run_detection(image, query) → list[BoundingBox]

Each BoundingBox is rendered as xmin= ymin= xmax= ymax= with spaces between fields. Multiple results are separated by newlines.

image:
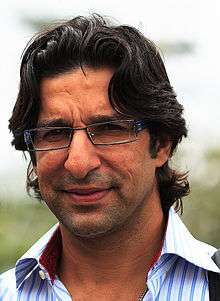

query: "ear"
xmin=154 ymin=140 xmax=172 ymax=168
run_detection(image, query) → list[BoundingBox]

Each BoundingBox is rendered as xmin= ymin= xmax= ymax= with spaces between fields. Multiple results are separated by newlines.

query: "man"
xmin=0 ymin=14 xmax=219 ymax=301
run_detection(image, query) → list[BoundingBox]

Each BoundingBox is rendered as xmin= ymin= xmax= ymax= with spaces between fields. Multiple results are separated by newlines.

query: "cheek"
xmin=35 ymin=151 xmax=66 ymax=180
xmin=103 ymin=144 xmax=155 ymax=185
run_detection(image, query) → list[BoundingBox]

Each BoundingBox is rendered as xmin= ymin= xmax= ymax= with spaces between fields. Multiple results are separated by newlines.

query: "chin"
xmin=61 ymin=215 xmax=123 ymax=239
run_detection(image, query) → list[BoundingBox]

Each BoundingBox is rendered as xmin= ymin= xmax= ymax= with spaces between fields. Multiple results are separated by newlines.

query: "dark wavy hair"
xmin=9 ymin=14 xmax=189 ymax=213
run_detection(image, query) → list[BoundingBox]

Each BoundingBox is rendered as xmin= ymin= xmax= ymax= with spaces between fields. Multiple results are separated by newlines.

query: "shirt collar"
xmin=15 ymin=224 xmax=60 ymax=289
xmin=160 ymin=208 xmax=220 ymax=273
xmin=15 ymin=208 xmax=220 ymax=289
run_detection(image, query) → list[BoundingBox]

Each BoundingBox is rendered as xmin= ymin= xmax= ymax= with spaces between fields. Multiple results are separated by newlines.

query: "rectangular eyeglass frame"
xmin=23 ymin=119 xmax=147 ymax=151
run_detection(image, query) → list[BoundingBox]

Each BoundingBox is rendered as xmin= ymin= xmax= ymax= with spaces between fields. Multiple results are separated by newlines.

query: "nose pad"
xmin=64 ymin=130 xmax=101 ymax=179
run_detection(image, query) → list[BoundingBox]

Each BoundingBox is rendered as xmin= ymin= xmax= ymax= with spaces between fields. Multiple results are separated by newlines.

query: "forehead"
xmin=39 ymin=67 xmax=116 ymax=125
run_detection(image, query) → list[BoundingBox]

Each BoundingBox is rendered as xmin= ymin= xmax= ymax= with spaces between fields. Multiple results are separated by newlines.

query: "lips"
xmin=62 ymin=187 xmax=112 ymax=203
xmin=66 ymin=188 xmax=107 ymax=194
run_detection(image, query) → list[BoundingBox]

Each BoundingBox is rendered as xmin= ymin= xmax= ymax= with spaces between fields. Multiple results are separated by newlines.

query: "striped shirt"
xmin=0 ymin=208 xmax=219 ymax=300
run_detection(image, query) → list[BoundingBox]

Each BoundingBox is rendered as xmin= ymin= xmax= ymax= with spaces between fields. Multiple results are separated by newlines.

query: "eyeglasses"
xmin=24 ymin=119 xmax=147 ymax=151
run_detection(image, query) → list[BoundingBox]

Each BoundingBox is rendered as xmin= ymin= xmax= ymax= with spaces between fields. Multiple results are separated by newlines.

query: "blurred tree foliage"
xmin=0 ymin=147 xmax=219 ymax=274
xmin=0 ymin=200 xmax=57 ymax=274
xmin=182 ymin=148 xmax=220 ymax=247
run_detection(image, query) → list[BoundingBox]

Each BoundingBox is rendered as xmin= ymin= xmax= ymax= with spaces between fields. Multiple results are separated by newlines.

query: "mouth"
xmin=62 ymin=187 xmax=112 ymax=204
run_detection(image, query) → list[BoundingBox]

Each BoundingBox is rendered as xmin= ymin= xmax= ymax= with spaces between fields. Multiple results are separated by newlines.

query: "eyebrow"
xmin=37 ymin=119 xmax=69 ymax=128
xmin=37 ymin=113 xmax=129 ymax=128
xmin=87 ymin=113 xmax=128 ymax=124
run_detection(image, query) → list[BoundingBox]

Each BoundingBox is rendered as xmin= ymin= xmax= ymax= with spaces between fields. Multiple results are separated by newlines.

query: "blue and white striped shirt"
xmin=0 ymin=208 xmax=219 ymax=300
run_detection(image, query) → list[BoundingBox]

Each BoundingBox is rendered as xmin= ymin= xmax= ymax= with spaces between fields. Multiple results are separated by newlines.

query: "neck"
xmin=57 ymin=195 xmax=166 ymax=299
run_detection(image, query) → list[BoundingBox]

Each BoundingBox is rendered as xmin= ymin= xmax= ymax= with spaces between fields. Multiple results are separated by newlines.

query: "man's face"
xmin=35 ymin=67 xmax=168 ymax=238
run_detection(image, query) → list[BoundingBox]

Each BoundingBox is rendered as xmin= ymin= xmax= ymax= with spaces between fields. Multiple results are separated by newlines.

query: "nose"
xmin=64 ymin=129 xmax=101 ymax=179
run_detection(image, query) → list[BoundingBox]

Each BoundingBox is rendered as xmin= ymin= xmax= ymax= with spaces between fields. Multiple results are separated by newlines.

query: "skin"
xmin=35 ymin=67 xmax=170 ymax=300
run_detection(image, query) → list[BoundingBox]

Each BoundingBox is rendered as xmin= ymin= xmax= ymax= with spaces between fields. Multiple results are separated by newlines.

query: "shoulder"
xmin=0 ymin=224 xmax=59 ymax=300
xmin=0 ymin=268 xmax=17 ymax=300
xmin=148 ymin=254 xmax=212 ymax=300
xmin=165 ymin=209 xmax=220 ymax=273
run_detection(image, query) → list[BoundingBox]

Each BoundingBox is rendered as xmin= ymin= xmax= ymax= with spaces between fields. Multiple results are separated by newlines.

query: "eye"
xmin=38 ymin=128 xmax=70 ymax=141
xmin=95 ymin=121 xmax=130 ymax=133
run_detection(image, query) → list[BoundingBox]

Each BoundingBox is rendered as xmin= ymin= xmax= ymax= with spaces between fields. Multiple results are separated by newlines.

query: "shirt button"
xmin=39 ymin=270 xmax=46 ymax=280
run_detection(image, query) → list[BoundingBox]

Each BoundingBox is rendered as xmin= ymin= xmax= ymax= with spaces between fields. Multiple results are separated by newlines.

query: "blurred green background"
xmin=0 ymin=148 xmax=219 ymax=274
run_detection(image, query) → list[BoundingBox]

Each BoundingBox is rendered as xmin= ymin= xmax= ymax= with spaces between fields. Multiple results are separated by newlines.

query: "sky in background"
xmin=1 ymin=0 xmax=220 ymax=199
